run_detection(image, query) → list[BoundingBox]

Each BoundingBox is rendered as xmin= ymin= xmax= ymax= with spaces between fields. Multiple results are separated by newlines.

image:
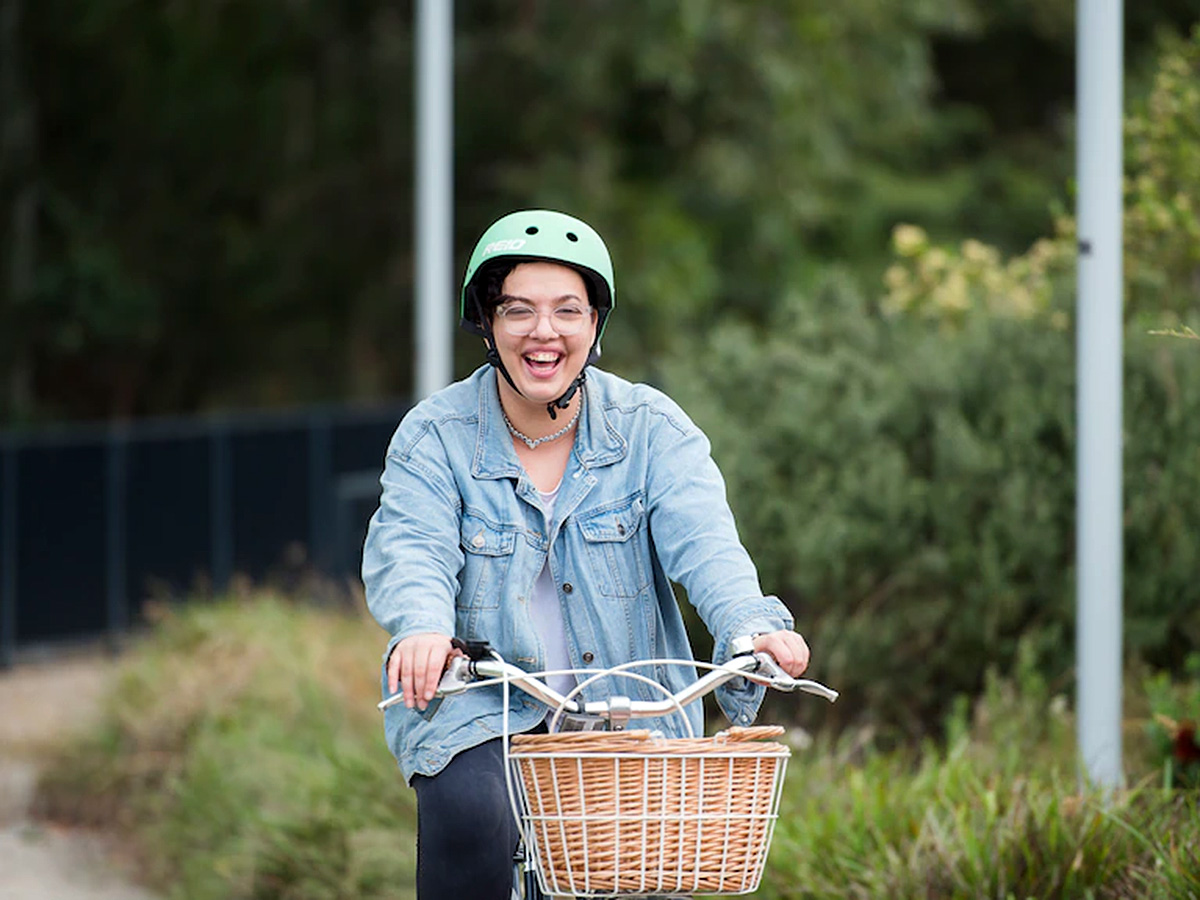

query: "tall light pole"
xmin=414 ymin=0 xmax=454 ymax=399
xmin=1075 ymin=0 xmax=1125 ymax=789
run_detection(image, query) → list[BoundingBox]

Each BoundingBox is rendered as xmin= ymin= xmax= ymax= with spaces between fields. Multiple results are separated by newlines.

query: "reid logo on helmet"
xmin=482 ymin=239 xmax=526 ymax=255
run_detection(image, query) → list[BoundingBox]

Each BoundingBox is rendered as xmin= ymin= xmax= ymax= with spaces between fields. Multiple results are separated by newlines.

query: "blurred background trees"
xmin=4 ymin=0 xmax=1195 ymax=422
xmin=667 ymin=22 xmax=1200 ymax=735
xmin=3 ymin=0 xmax=1200 ymax=735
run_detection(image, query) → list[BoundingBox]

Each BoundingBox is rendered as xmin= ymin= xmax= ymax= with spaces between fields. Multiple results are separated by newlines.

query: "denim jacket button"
xmin=562 ymin=582 xmax=574 ymax=594
xmin=582 ymin=651 xmax=595 ymax=663
xmin=471 ymin=533 xmax=485 ymax=548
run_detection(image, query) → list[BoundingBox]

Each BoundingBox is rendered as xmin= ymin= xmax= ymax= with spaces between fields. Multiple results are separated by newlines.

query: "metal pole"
xmin=1 ymin=438 xmax=16 ymax=668
xmin=1076 ymin=0 xmax=1124 ymax=789
xmin=414 ymin=0 xmax=454 ymax=399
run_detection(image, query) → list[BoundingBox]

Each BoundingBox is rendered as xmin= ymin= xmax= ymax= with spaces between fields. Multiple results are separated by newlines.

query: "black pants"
xmin=412 ymin=737 xmax=523 ymax=900
xmin=412 ymin=733 xmax=684 ymax=900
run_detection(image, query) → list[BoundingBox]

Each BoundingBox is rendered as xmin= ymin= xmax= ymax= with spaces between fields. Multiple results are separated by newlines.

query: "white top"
xmin=532 ymin=484 xmax=577 ymax=703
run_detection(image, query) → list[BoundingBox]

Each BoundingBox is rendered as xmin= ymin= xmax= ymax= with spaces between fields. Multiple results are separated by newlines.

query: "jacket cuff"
xmin=712 ymin=603 xmax=794 ymax=666
xmin=712 ymin=600 xmax=795 ymax=725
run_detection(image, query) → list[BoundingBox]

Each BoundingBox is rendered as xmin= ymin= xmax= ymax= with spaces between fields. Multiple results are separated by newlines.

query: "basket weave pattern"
xmin=509 ymin=725 xmax=790 ymax=895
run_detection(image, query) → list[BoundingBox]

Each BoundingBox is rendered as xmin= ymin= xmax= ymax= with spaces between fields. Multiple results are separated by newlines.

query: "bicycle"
xmin=380 ymin=635 xmax=838 ymax=898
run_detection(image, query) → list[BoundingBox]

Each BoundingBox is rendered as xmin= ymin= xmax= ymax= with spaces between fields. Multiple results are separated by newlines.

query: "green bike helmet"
xmin=460 ymin=210 xmax=616 ymax=418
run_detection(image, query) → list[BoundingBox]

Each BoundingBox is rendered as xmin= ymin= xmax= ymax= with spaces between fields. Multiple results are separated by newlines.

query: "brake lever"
xmin=750 ymin=651 xmax=794 ymax=687
xmin=377 ymin=656 xmax=475 ymax=711
xmin=749 ymin=651 xmax=840 ymax=703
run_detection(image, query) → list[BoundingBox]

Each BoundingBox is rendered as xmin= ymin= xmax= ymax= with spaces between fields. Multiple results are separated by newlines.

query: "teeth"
xmin=526 ymin=353 xmax=560 ymax=363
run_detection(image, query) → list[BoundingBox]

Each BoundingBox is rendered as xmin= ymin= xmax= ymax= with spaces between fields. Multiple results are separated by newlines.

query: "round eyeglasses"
xmin=493 ymin=302 xmax=594 ymax=337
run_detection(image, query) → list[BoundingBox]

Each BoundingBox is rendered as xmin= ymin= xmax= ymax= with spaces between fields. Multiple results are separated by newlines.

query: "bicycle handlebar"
xmin=377 ymin=635 xmax=839 ymax=721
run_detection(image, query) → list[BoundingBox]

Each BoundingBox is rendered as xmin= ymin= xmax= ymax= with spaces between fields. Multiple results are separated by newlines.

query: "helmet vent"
xmin=525 ymin=226 xmax=539 ymax=235
xmin=566 ymin=232 xmax=579 ymax=242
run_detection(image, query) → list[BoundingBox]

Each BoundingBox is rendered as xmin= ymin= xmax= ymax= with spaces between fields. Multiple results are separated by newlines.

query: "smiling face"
xmin=490 ymin=261 xmax=597 ymax=416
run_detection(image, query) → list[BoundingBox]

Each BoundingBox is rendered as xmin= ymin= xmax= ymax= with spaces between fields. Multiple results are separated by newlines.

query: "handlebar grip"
xmin=377 ymin=655 xmax=476 ymax=711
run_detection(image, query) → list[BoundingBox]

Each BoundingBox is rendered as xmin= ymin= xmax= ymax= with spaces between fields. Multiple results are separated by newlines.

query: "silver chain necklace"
xmin=502 ymin=395 xmax=583 ymax=449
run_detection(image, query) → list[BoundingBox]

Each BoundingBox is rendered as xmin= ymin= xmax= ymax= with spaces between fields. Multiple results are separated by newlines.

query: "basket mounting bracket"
xmin=608 ymin=695 xmax=632 ymax=731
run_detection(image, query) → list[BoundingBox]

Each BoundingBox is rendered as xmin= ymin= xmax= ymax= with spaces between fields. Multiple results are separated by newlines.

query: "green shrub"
xmin=760 ymin=656 xmax=1200 ymax=900
xmin=664 ymin=274 xmax=1200 ymax=737
xmin=663 ymin=28 xmax=1200 ymax=738
xmin=35 ymin=597 xmax=416 ymax=900
xmin=1141 ymin=655 xmax=1200 ymax=789
xmin=765 ymin=739 xmax=1200 ymax=900
xmin=35 ymin=597 xmax=1200 ymax=900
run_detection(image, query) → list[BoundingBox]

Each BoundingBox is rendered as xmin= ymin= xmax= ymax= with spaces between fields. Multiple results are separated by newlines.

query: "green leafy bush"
xmin=34 ymin=596 xmax=1200 ymax=900
xmin=1141 ymin=655 xmax=1200 ymax=789
xmin=664 ymin=274 xmax=1200 ymax=737
xmin=762 ymin=649 xmax=1200 ymax=899
xmin=766 ymin=724 xmax=1200 ymax=900
xmin=663 ymin=27 xmax=1200 ymax=738
xmin=35 ymin=597 xmax=416 ymax=900
xmin=881 ymin=24 xmax=1200 ymax=332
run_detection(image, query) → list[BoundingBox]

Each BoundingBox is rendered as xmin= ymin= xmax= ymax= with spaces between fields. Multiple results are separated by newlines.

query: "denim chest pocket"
xmin=577 ymin=495 xmax=650 ymax=599
xmin=459 ymin=512 xmax=516 ymax=610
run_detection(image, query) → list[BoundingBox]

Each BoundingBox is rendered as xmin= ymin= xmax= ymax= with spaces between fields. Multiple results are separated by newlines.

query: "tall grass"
xmin=762 ymin=647 xmax=1200 ymax=899
xmin=35 ymin=596 xmax=1200 ymax=900
xmin=36 ymin=596 xmax=417 ymax=900
xmin=766 ymin=738 xmax=1199 ymax=899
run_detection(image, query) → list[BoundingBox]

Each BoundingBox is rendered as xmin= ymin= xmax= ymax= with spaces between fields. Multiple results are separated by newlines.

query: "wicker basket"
xmin=507 ymin=725 xmax=790 ymax=896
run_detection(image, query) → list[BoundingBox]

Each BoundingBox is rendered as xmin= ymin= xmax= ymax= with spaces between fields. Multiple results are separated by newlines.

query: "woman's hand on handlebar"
xmin=752 ymin=630 xmax=810 ymax=677
xmin=387 ymin=633 xmax=462 ymax=711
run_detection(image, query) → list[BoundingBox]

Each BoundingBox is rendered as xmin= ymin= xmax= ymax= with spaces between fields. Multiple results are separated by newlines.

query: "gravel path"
xmin=0 ymin=652 xmax=159 ymax=900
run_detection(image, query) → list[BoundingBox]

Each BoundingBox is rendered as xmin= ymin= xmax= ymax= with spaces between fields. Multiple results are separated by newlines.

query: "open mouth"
xmin=523 ymin=350 xmax=564 ymax=378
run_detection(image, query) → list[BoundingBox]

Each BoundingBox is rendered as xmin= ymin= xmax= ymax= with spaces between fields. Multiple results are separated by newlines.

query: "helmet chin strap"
xmin=484 ymin=341 xmax=587 ymax=420
xmin=546 ymin=371 xmax=586 ymax=420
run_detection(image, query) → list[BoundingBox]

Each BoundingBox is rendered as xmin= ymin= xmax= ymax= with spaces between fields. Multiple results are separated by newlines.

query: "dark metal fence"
xmin=0 ymin=402 xmax=410 ymax=666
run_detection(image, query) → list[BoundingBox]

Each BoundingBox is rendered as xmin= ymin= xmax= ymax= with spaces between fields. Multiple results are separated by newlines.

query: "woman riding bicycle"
xmin=362 ymin=209 xmax=810 ymax=899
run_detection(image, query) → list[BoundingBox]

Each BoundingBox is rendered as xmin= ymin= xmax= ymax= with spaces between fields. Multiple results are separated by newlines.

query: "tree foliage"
xmin=4 ymin=0 xmax=1197 ymax=422
xmin=881 ymin=23 xmax=1200 ymax=331
xmin=669 ymin=280 xmax=1200 ymax=735
xmin=5 ymin=6 xmax=1200 ymax=734
xmin=664 ymin=28 xmax=1200 ymax=734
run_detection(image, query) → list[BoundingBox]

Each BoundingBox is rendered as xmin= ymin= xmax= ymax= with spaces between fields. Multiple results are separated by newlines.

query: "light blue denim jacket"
xmin=362 ymin=365 xmax=793 ymax=782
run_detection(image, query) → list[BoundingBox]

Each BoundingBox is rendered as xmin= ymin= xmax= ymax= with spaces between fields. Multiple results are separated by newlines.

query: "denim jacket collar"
xmin=470 ymin=369 xmax=627 ymax=480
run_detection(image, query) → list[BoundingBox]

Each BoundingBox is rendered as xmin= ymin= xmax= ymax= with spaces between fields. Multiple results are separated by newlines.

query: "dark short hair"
xmin=474 ymin=260 xmax=518 ymax=323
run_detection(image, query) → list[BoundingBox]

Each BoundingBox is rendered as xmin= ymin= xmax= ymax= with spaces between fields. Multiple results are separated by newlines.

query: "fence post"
xmin=335 ymin=471 xmax=382 ymax=579
xmin=210 ymin=423 xmax=233 ymax=594
xmin=308 ymin=414 xmax=333 ymax=574
xmin=1 ymin=437 xmax=16 ymax=669
xmin=105 ymin=426 xmax=129 ymax=648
